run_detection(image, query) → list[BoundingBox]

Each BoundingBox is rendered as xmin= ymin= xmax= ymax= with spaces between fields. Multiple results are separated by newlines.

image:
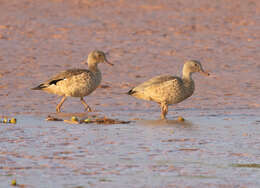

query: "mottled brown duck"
xmin=128 ymin=60 xmax=210 ymax=119
xmin=32 ymin=50 xmax=113 ymax=112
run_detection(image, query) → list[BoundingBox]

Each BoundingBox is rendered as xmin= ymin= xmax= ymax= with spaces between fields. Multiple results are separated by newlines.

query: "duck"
xmin=128 ymin=60 xmax=210 ymax=119
xmin=32 ymin=50 xmax=113 ymax=112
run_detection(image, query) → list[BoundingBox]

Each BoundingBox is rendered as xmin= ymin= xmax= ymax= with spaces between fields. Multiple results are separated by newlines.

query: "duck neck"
xmin=182 ymin=69 xmax=192 ymax=82
xmin=182 ymin=69 xmax=195 ymax=97
xmin=88 ymin=62 xmax=99 ymax=73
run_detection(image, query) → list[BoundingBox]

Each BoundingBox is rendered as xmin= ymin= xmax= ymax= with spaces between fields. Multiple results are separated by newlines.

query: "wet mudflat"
xmin=0 ymin=0 xmax=260 ymax=187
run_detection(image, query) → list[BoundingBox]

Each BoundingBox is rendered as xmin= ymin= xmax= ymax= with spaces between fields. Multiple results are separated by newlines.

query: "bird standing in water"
xmin=128 ymin=60 xmax=210 ymax=119
xmin=32 ymin=50 xmax=113 ymax=112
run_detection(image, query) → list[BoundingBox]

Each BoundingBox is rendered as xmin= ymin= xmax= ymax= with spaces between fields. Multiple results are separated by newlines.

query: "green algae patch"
xmin=99 ymin=178 xmax=112 ymax=182
xmin=46 ymin=115 xmax=131 ymax=125
xmin=11 ymin=179 xmax=17 ymax=186
xmin=0 ymin=117 xmax=17 ymax=124
xmin=177 ymin=116 xmax=185 ymax=122
xmin=231 ymin=163 xmax=260 ymax=168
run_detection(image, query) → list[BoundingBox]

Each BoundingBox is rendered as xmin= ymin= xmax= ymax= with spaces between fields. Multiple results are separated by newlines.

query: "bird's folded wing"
xmin=46 ymin=69 xmax=91 ymax=86
xmin=135 ymin=75 xmax=180 ymax=90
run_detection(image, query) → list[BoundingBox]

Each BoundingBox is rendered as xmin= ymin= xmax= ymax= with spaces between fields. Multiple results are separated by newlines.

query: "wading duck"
xmin=32 ymin=50 xmax=113 ymax=112
xmin=128 ymin=60 xmax=209 ymax=119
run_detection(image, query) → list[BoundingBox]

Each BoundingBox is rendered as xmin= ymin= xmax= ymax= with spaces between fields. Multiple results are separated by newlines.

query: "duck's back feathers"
xmin=47 ymin=69 xmax=92 ymax=84
xmin=128 ymin=75 xmax=186 ymax=103
xmin=32 ymin=69 xmax=101 ymax=97
xmin=135 ymin=75 xmax=178 ymax=89
xmin=32 ymin=69 xmax=92 ymax=89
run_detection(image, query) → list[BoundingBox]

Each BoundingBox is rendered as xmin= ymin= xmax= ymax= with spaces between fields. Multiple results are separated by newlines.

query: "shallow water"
xmin=0 ymin=113 xmax=260 ymax=187
xmin=0 ymin=0 xmax=260 ymax=187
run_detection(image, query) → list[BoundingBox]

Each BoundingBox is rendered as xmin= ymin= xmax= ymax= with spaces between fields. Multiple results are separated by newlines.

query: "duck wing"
xmin=32 ymin=69 xmax=91 ymax=90
xmin=128 ymin=75 xmax=183 ymax=102
xmin=129 ymin=75 xmax=181 ymax=93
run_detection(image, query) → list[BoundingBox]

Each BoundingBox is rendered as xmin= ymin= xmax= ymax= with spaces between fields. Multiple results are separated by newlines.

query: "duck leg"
xmin=56 ymin=96 xmax=67 ymax=112
xmin=160 ymin=102 xmax=168 ymax=120
xmin=80 ymin=97 xmax=92 ymax=112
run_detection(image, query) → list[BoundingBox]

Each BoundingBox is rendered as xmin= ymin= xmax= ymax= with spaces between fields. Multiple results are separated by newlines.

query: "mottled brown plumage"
xmin=128 ymin=60 xmax=209 ymax=119
xmin=32 ymin=50 xmax=113 ymax=112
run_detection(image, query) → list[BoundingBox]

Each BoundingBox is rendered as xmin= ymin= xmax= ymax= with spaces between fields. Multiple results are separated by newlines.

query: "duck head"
xmin=183 ymin=60 xmax=210 ymax=76
xmin=87 ymin=50 xmax=113 ymax=66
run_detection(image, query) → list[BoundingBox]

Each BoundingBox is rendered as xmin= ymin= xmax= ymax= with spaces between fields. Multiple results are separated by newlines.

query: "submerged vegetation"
xmin=231 ymin=164 xmax=260 ymax=168
xmin=0 ymin=117 xmax=17 ymax=124
xmin=46 ymin=115 xmax=131 ymax=125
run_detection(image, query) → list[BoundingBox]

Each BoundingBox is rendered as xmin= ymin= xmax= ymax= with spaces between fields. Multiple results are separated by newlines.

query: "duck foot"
xmin=80 ymin=97 xmax=92 ymax=112
xmin=160 ymin=102 xmax=168 ymax=120
xmin=56 ymin=96 xmax=67 ymax=112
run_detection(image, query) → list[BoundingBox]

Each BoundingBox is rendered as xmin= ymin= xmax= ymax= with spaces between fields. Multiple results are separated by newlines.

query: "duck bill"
xmin=105 ymin=58 xmax=113 ymax=66
xmin=200 ymin=70 xmax=210 ymax=76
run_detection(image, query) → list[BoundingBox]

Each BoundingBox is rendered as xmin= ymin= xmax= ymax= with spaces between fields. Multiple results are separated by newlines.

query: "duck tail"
xmin=31 ymin=84 xmax=47 ymax=90
xmin=127 ymin=88 xmax=136 ymax=95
